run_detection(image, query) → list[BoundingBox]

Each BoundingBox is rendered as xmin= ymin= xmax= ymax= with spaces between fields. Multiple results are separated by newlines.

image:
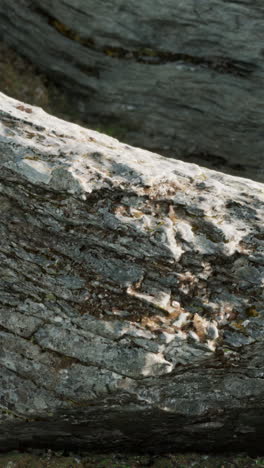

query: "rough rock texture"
xmin=0 ymin=1 xmax=263 ymax=182
xmin=0 ymin=92 xmax=264 ymax=454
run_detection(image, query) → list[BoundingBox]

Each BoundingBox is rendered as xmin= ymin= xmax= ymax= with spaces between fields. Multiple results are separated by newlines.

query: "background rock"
xmin=0 ymin=92 xmax=264 ymax=454
xmin=0 ymin=1 xmax=263 ymax=181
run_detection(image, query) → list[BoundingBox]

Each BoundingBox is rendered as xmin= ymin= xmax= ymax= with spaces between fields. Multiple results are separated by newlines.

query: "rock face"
xmin=0 ymin=1 xmax=263 ymax=182
xmin=0 ymin=92 xmax=264 ymax=454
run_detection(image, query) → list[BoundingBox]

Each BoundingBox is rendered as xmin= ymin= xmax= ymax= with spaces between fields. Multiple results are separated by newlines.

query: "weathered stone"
xmin=0 ymin=92 xmax=264 ymax=454
xmin=0 ymin=1 xmax=263 ymax=182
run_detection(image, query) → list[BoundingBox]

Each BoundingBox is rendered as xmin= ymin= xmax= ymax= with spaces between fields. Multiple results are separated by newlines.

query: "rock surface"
xmin=0 ymin=92 xmax=264 ymax=454
xmin=0 ymin=1 xmax=263 ymax=182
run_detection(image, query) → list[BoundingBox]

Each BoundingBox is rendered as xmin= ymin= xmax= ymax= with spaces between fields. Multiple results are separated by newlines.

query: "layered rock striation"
xmin=0 ymin=1 xmax=263 ymax=181
xmin=0 ymin=92 xmax=264 ymax=453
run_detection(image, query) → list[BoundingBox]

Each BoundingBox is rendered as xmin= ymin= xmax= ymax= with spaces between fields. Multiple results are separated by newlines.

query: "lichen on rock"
xmin=0 ymin=91 xmax=263 ymax=453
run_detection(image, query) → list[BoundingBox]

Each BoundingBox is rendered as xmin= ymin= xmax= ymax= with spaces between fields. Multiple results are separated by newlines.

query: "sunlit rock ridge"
xmin=0 ymin=92 xmax=263 ymax=454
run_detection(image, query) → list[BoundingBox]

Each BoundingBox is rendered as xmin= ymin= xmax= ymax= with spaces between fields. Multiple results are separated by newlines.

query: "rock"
xmin=0 ymin=92 xmax=264 ymax=454
xmin=0 ymin=1 xmax=263 ymax=182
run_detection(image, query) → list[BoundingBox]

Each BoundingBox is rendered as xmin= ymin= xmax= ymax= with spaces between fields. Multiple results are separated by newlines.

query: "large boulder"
xmin=0 ymin=1 xmax=263 ymax=181
xmin=0 ymin=92 xmax=264 ymax=454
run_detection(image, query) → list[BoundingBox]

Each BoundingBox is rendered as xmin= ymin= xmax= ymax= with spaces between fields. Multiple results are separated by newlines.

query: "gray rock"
xmin=0 ymin=1 xmax=263 ymax=182
xmin=0 ymin=92 xmax=264 ymax=454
